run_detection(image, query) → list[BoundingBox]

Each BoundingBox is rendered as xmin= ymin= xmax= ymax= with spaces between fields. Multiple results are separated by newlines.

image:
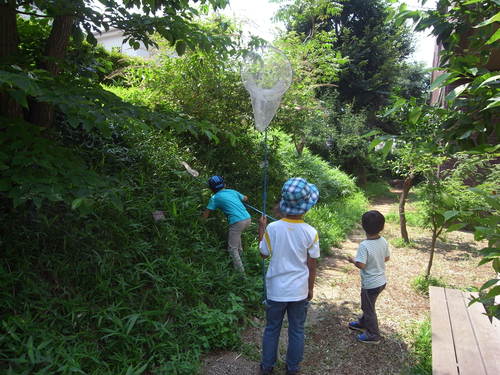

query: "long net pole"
xmin=261 ymin=128 xmax=269 ymax=303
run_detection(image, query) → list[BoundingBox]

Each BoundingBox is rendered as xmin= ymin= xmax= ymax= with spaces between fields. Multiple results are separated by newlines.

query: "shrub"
xmin=307 ymin=192 xmax=367 ymax=254
xmin=390 ymin=237 xmax=417 ymax=248
xmin=1 ymin=117 xmax=366 ymax=373
xmin=385 ymin=206 xmax=426 ymax=228
xmin=411 ymin=275 xmax=447 ymax=296
xmin=362 ymin=181 xmax=395 ymax=200
xmin=407 ymin=319 xmax=432 ymax=375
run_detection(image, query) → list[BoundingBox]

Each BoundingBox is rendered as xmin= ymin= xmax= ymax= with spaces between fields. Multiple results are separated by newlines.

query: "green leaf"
xmin=430 ymin=73 xmax=453 ymax=91
xmin=446 ymin=223 xmax=466 ymax=232
xmin=484 ymin=285 xmax=500 ymax=299
xmin=485 ymin=28 xmax=500 ymax=45
xmin=480 ymin=278 xmax=499 ymax=291
xmin=361 ymin=130 xmax=381 ymax=138
xmin=8 ymin=89 xmax=29 ymax=108
xmin=408 ymin=106 xmax=422 ymax=124
xmin=71 ymin=197 xmax=84 ymax=210
xmin=474 ymin=11 xmax=500 ymax=28
xmin=175 ymin=40 xmax=187 ymax=56
xmin=483 ymin=95 xmax=500 ymax=110
xmin=458 ymin=130 xmax=473 ymax=140
xmin=381 ymin=139 xmax=393 ymax=159
xmin=478 ymin=257 xmax=494 ymax=266
xmin=369 ymin=137 xmax=384 ymax=150
xmin=125 ymin=314 xmax=139 ymax=335
xmin=445 ymin=83 xmax=469 ymax=102
xmin=27 ymin=336 xmax=35 ymax=363
xmin=478 ymin=74 xmax=500 ymax=88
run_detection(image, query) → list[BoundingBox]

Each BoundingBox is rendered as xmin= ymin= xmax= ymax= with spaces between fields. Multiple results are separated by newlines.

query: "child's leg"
xmin=285 ymin=299 xmax=309 ymax=373
xmin=227 ymin=219 xmax=250 ymax=272
xmin=262 ymin=300 xmax=287 ymax=371
xmin=238 ymin=219 xmax=251 ymax=255
xmin=359 ymin=284 xmax=386 ymax=338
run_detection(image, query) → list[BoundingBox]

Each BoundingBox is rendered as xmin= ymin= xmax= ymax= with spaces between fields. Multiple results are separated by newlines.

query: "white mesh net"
xmin=241 ymin=46 xmax=293 ymax=132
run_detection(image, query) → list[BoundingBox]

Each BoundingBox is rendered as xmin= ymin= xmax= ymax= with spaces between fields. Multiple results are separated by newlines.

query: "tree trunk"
xmin=294 ymin=134 xmax=305 ymax=156
xmin=399 ymin=173 xmax=414 ymax=243
xmin=425 ymin=228 xmax=437 ymax=279
xmin=0 ymin=0 xmax=23 ymax=119
xmin=29 ymin=15 xmax=75 ymax=128
xmin=357 ymin=164 xmax=367 ymax=186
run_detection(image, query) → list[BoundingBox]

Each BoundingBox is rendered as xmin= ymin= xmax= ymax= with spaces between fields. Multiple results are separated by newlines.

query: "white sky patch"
xmin=223 ymin=0 xmax=283 ymax=43
xmin=226 ymin=0 xmax=438 ymax=67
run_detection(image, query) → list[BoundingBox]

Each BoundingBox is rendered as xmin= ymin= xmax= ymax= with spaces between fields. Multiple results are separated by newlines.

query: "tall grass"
xmin=406 ymin=319 xmax=432 ymax=375
xmin=1 ymin=121 xmax=367 ymax=373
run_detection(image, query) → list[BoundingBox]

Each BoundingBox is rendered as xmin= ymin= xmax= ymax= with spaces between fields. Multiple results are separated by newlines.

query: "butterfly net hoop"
xmin=241 ymin=46 xmax=293 ymax=132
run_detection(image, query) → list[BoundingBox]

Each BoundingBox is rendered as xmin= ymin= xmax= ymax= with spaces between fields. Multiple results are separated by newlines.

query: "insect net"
xmin=241 ymin=46 xmax=292 ymax=132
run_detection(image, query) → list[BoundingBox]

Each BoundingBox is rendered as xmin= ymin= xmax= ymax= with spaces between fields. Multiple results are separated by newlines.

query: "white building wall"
xmin=94 ymin=29 xmax=152 ymax=58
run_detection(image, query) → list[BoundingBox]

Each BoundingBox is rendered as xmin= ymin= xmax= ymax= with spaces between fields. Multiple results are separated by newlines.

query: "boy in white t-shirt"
xmin=258 ymin=177 xmax=320 ymax=375
xmin=348 ymin=210 xmax=390 ymax=344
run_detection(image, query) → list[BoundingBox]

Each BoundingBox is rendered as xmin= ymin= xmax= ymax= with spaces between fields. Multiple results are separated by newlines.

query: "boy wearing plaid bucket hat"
xmin=258 ymin=177 xmax=320 ymax=375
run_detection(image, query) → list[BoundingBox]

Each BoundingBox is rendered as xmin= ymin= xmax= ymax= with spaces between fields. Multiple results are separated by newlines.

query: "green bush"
xmin=307 ymin=192 xmax=367 ymax=253
xmin=1 ymin=117 xmax=365 ymax=373
xmin=390 ymin=237 xmax=417 ymax=248
xmin=407 ymin=319 xmax=432 ymax=375
xmin=411 ymin=275 xmax=447 ymax=296
xmin=362 ymin=181 xmax=395 ymax=200
xmin=386 ymin=206 xmax=426 ymax=228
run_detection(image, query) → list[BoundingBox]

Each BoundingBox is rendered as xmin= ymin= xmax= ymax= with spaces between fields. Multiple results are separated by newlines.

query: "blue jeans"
xmin=261 ymin=299 xmax=309 ymax=372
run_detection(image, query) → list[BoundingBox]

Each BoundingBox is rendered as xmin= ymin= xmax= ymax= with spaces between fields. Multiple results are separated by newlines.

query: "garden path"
xmin=202 ymin=191 xmax=493 ymax=375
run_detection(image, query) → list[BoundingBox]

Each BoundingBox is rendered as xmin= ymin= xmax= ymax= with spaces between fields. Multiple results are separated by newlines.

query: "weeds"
xmin=0 ymin=122 xmax=365 ymax=373
xmin=362 ymin=181 xmax=396 ymax=201
xmin=406 ymin=319 xmax=432 ymax=375
xmin=386 ymin=208 xmax=426 ymax=228
xmin=390 ymin=237 xmax=417 ymax=248
xmin=411 ymin=275 xmax=447 ymax=296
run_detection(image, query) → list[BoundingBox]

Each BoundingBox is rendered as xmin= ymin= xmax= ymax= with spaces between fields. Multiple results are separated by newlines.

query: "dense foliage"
xmin=379 ymin=0 xmax=499 ymax=314
xmin=271 ymin=0 xmax=429 ymax=182
xmin=0 ymin=6 xmax=368 ymax=373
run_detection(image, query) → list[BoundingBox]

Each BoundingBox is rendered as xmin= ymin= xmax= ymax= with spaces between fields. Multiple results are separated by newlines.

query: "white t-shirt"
xmin=354 ymin=237 xmax=390 ymax=289
xmin=259 ymin=218 xmax=320 ymax=302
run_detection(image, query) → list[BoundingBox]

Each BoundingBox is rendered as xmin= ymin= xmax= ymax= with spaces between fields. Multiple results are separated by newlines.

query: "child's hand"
xmin=307 ymin=289 xmax=314 ymax=301
xmin=347 ymin=257 xmax=355 ymax=264
xmin=259 ymin=216 xmax=267 ymax=226
xmin=258 ymin=216 xmax=267 ymax=241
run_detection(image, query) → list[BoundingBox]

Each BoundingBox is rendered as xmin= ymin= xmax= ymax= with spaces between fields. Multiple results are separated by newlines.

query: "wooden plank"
xmin=429 ymin=286 xmax=458 ymax=375
xmin=445 ymin=288 xmax=487 ymax=375
xmin=463 ymin=291 xmax=500 ymax=375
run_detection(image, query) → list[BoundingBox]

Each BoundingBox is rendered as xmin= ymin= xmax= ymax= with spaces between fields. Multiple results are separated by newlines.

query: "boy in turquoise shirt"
xmin=202 ymin=176 xmax=251 ymax=273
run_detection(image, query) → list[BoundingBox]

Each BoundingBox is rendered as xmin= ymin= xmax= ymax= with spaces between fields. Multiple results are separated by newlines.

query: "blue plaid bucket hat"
xmin=279 ymin=177 xmax=319 ymax=215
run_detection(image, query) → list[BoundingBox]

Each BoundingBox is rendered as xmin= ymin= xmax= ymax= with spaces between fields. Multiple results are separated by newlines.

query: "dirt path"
xmin=202 ymin=192 xmax=493 ymax=374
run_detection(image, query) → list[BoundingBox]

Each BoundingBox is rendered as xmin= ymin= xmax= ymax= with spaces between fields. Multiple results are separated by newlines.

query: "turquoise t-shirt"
xmin=207 ymin=189 xmax=250 ymax=225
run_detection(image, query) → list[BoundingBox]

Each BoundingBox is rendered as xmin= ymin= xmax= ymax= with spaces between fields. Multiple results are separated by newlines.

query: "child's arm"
xmin=385 ymin=256 xmax=390 ymax=262
xmin=350 ymin=242 xmax=368 ymax=269
xmin=348 ymin=257 xmax=366 ymax=269
xmin=201 ymin=209 xmax=212 ymax=219
xmin=307 ymin=255 xmax=317 ymax=300
xmin=258 ymin=216 xmax=269 ymax=259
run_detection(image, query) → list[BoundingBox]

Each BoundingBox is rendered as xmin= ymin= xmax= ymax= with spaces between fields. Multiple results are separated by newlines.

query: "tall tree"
xmin=0 ymin=0 xmax=230 ymax=127
xmin=275 ymin=0 xmax=414 ymax=111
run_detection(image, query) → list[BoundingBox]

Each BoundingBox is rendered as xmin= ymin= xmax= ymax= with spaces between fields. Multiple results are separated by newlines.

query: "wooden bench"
xmin=429 ymin=286 xmax=500 ymax=375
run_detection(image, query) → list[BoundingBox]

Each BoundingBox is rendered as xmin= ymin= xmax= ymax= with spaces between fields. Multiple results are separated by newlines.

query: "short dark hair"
xmin=361 ymin=210 xmax=385 ymax=235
